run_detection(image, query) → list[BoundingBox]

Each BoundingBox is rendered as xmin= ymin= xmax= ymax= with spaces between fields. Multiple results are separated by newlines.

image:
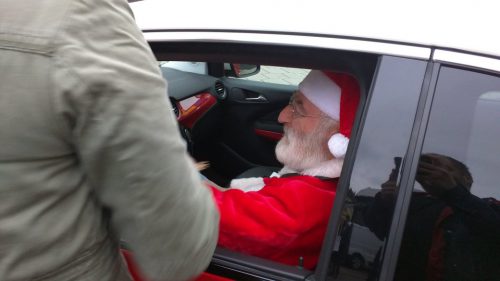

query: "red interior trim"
xmin=194 ymin=272 xmax=234 ymax=281
xmin=177 ymin=93 xmax=217 ymax=129
xmin=254 ymin=128 xmax=283 ymax=141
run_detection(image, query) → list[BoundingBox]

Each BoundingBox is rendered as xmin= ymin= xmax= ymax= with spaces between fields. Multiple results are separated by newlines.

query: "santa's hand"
xmin=203 ymin=179 xmax=227 ymax=191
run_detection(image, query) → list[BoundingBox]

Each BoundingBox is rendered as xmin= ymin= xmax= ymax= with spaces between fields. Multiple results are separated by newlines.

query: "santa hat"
xmin=299 ymin=70 xmax=360 ymax=158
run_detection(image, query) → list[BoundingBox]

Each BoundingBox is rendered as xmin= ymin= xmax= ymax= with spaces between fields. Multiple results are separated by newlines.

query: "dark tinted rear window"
xmin=395 ymin=66 xmax=500 ymax=281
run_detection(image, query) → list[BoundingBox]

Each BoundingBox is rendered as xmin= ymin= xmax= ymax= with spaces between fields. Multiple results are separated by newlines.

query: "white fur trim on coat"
xmin=230 ymin=158 xmax=343 ymax=192
xmin=279 ymin=158 xmax=344 ymax=179
xmin=229 ymin=177 xmax=266 ymax=192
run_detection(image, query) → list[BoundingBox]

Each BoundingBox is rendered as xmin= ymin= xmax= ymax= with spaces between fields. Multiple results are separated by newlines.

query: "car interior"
xmin=153 ymin=42 xmax=378 ymax=188
xmin=134 ymin=41 xmax=381 ymax=280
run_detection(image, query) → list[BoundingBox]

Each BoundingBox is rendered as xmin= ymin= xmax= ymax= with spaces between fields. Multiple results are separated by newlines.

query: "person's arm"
xmin=53 ymin=0 xmax=219 ymax=280
xmin=363 ymin=190 xmax=396 ymax=241
xmin=417 ymin=156 xmax=500 ymax=238
xmin=441 ymin=186 xmax=500 ymax=238
xmin=209 ymin=177 xmax=336 ymax=269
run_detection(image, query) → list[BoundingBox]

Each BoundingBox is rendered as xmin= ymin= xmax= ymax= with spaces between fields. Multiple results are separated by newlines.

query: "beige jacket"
xmin=0 ymin=0 xmax=219 ymax=280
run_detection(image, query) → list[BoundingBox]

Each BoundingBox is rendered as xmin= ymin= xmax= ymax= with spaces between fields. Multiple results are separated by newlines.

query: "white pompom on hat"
xmin=299 ymin=70 xmax=360 ymax=158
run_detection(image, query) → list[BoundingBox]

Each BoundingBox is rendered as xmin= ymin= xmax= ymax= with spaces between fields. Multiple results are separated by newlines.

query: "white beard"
xmin=275 ymin=125 xmax=332 ymax=171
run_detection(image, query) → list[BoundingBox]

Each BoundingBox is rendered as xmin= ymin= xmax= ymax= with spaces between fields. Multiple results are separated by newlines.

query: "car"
xmin=125 ymin=1 xmax=500 ymax=281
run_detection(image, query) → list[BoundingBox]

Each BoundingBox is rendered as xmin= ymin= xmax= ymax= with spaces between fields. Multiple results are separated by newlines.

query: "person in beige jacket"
xmin=0 ymin=0 xmax=219 ymax=280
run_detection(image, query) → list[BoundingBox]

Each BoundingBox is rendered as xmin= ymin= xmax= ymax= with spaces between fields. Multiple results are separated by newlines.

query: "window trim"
xmin=143 ymin=31 xmax=431 ymax=60
xmin=433 ymin=49 xmax=500 ymax=73
xmin=373 ymin=59 xmax=439 ymax=281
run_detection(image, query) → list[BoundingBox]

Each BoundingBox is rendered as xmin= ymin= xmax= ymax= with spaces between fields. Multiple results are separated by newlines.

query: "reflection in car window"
xmin=241 ymin=65 xmax=309 ymax=85
xmin=393 ymin=67 xmax=500 ymax=281
xmin=327 ymin=57 xmax=427 ymax=280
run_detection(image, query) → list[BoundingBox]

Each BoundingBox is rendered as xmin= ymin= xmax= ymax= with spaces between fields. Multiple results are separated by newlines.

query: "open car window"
xmin=239 ymin=65 xmax=310 ymax=86
xmin=150 ymin=48 xmax=378 ymax=279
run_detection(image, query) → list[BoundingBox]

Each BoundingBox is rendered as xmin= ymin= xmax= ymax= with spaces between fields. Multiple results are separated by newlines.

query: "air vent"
xmin=214 ymin=81 xmax=227 ymax=100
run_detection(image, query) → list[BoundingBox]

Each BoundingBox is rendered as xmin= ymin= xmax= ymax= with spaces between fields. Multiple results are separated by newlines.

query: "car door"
xmin=183 ymin=55 xmax=428 ymax=281
xmin=130 ymin=34 xmax=433 ymax=281
xmin=120 ymin=54 xmax=431 ymax=281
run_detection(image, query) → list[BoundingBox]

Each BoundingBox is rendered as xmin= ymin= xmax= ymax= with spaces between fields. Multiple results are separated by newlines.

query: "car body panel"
xmin=130 ymin=0 xmax=500 ymax=58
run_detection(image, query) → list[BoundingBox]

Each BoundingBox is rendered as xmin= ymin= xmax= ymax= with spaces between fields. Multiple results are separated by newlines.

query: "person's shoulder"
xmin=483 ymin=197 xmax=500 ymax=207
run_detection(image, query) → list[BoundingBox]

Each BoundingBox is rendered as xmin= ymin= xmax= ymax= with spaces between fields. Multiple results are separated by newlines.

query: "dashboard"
xmin=160 ymin=67 xmax=225 ymax=153
xmin=161 ymin=67 xmax=225 ymax=127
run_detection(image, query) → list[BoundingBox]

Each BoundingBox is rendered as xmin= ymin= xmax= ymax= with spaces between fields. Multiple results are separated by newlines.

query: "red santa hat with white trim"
xmin=299 ymin=70 xmax=360 ymax=158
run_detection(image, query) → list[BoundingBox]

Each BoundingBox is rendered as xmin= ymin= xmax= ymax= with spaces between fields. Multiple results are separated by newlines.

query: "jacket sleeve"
xmin=210 ymin=179 xmax=334 ymax=265
xmin=442 ymin=186 xmax=500 ymax=238
xmin=51 ymin=0 xmax=219 ymax=280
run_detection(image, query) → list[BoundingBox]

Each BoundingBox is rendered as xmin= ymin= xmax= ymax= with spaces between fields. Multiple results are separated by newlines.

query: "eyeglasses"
xmin=288 ymin=95 xmax=327 ymax=119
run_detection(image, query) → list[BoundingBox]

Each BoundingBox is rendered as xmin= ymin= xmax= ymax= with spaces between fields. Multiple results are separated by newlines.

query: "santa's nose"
xmin=278 ymin=104 xmax=293 ymax=124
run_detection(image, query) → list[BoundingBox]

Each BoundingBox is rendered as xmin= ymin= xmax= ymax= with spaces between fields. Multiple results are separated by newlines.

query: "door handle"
xmin=245 ymin=95 xmax=268 ymax=102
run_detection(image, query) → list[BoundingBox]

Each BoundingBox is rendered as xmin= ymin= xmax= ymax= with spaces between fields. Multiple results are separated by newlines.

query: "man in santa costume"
xmin=208 ymin=70 xmax=360 ymax=269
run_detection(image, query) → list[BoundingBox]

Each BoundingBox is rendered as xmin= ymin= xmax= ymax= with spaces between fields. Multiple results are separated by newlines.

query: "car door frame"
xmin=147 ymin=33 xmax=436 ymax=281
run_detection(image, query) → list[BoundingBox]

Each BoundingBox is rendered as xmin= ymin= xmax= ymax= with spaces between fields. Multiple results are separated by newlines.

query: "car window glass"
xmin=240 ymin=65 xmax=310 ymax=86
xmin=327 ymin=57 xmax=427 ymax=280
xmin=393 ymin=66 xmax=500 ymax=281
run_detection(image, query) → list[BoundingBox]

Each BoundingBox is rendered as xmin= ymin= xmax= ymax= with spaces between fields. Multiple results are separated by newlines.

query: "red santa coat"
xmin=210 ymin=175 xmax=338 ymax=269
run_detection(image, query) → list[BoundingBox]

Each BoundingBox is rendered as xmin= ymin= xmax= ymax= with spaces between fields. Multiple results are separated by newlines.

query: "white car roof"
xmin=131 ymin=0 xmax=499 ymax=58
